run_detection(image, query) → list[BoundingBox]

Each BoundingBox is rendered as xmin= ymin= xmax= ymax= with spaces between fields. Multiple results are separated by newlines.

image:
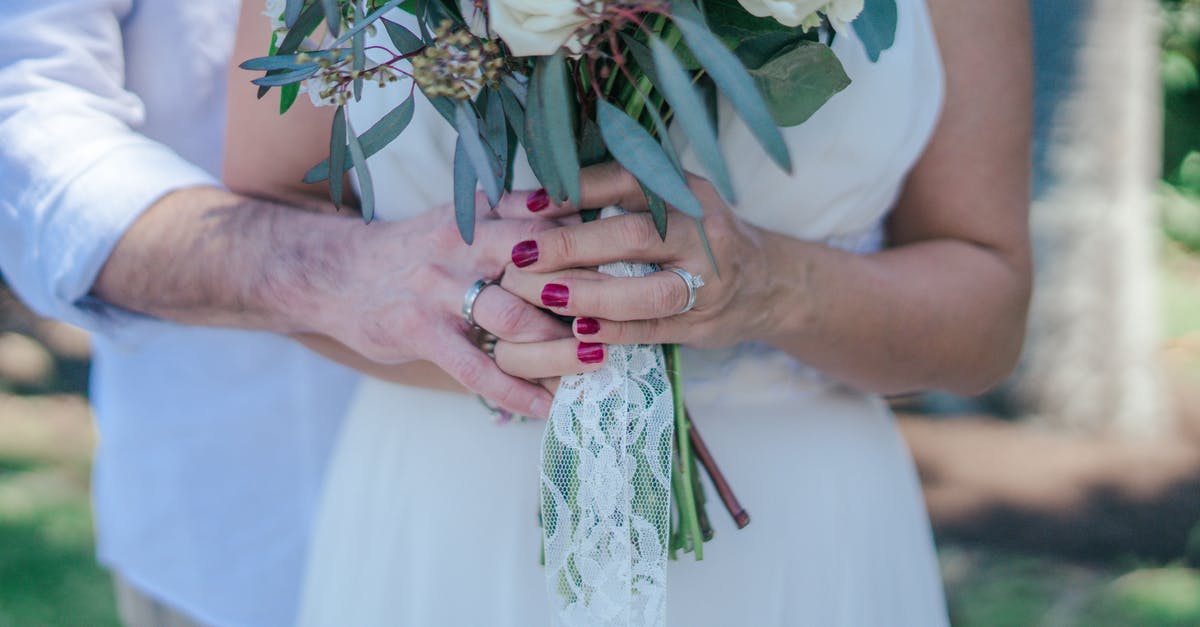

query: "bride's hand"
xmin=309 ymin=192 xmax=609 ymax=419
xmin=498 ymin=162 xmax=777 ymax=349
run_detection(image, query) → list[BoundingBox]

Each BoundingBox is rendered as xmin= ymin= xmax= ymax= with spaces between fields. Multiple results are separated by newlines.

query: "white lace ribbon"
xmin=539 ymin=208 xmax=675 ymax=627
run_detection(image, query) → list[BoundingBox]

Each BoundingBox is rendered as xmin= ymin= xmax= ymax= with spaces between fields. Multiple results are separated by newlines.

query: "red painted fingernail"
xmin=526 ymin=188 xmax=550 ymax=212
xmin=575 ymin=317 xmax=600 ymax=335
xmin=541 ymin=283 xmax=569 ymax=308
xmin=512 ymin=240 xmax=539 ymax=267
xmin=578 ymin=342 xmax=604 ymax=364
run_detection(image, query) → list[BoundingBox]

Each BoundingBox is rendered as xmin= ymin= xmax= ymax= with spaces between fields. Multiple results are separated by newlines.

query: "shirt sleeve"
xmin=0 ymin=0 xmax=220 ymax=339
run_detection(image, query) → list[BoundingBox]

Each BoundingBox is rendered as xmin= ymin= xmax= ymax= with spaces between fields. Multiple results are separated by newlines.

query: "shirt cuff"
xmin=37 ymin=137 xmax=220 ymax=343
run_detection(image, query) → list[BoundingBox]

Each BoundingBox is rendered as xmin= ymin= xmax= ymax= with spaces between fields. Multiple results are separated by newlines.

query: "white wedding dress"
xmin=299 ymin=1 xmax=949 ymax=625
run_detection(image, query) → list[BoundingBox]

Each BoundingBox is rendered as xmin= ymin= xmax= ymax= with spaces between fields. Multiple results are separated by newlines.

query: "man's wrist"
xmin=262 ymin=207 xmax=363 ymax=339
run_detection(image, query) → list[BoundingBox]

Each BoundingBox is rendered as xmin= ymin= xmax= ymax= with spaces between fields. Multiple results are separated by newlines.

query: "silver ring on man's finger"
xmin=462 ymin=279 xmax=498 ymax=328
xmin=668 ymin=268 xmax=705 ymax=315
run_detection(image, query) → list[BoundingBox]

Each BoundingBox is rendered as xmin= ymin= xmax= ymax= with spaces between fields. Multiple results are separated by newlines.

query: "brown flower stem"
xmin=686 ymin=408 xmax=751 ymax=529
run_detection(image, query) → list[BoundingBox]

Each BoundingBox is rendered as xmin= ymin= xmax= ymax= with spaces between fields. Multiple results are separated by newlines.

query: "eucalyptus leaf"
xmin=321 ymin=0 xmax=341 ymax=36
xmin=641 ymin=182 xmax=669 ymax=241
xmin=382 ymin=19 xmax=424 ymax=55
xmin=329 ymin=105 xmax=347 ymax=209
xmin=620 ymin=35 xmax=662 ymax=88
xmin=703 ymin=0 xmax=793 ymax=40
xmin=352 ymin=4 xmax=366 ymax=100
xmin=538 ymin=53 xmax=581 ymax=207
xmin=240 ymin=50 xmax=345 ymax=71
xmin=650 ymin=37 xmax=735 ymax=203
xmin=280 ymin=83 xmax=300 ymax=114
xmin=749 ymin=40 xmax=850 ymax=126
xmin=597 ymin=100 xmax=703 ymax=219
xmin=484 ymin=88 xmax=509 ymax=190
xmin=453 ymin=101 xmax=502 ymax=206
xmin=499 ymin=85 xmax=527 ymax=146
xmin=504 ymin=126 xmax=518 ymax=192
xmin=424 ymin=93 xmax=457 ymax=125
xmin=694 ymin=218 xmax=720 ymax=276
xmin=285 ymin=0 xmax=304 ymax=28
xmin=671 ymin=1 xmax=792 ymax=172
xmin=278 ymin=4 xmax=325 ymax=55
xmin=626 ymin=82 xmax=684 ymax=176
xmin=304 ymin=95 xmax=415 ymax=183
xmin=330 ymin=0 xmax=406 ymax=47
xmin=852 ymin=0 xmax=898 ymax=62
xmin=524 ymin=67 xmax=565 ymax=202
xmin=453 ymin=137 xmax=478 ymax=244
xmin=734 ymin=30 xmax=806 ymax=69
xmin=578 ymin=119 xmax=608 ymax=167
xmin=501 ymin=74 xmax=529 ymax=107
xmin=346 ymin=121 xmax=375 ymax=222
xmin=251 ymin=65 xmax=320 ymax=87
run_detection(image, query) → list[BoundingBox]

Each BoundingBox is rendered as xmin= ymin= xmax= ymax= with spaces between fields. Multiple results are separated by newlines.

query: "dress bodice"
xmin=348 ymin=0 xmax=944 ymax=388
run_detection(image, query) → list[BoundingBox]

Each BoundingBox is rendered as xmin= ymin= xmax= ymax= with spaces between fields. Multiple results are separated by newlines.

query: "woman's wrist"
xmin=741 ymin=227 xmax=822 ymax=350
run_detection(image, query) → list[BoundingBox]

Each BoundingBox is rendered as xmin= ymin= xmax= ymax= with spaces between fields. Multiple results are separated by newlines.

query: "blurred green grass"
xmin=0 ymin=452 xmax=118 ymax=626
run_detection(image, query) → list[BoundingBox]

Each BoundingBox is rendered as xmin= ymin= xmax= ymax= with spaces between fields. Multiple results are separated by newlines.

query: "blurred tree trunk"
xmin=1018 ymin=0 xmax=1172 ymax=436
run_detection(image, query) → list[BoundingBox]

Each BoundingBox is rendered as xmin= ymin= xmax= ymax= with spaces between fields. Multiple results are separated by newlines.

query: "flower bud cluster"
xmin=411 ymin=20 xmax=505 ymax=100
xmin=298 ymin=49 xmax=406 ymax=107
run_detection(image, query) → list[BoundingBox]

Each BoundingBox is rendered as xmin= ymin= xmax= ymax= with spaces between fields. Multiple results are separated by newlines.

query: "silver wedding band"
xmin=462 ymin=279 xmax=497 ymax=328
xmin=668 ymin=268 xmax=705 ymax=315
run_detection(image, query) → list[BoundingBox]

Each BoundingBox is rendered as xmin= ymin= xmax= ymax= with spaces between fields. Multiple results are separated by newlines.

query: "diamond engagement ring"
xmin=668 ymin=267 xmax=705 ymax=315
xmin=461 ymin=279 xmax=497 ymax=328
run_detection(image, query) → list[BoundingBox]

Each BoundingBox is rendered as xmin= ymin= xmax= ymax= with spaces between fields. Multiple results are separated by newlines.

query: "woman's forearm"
xmin=755 ymin=229 xmax=1030 ymax=396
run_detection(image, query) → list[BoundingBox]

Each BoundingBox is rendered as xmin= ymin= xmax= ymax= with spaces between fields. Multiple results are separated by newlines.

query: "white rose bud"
xmin=488 ymin=0 xmax=590 ymax=57
xmin=736 ymin=0 xmax=863 ymax=30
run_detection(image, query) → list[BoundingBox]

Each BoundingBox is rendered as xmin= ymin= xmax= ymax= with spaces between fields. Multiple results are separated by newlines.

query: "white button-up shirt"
xmin=0 ymin=2 xmax=359 ymax=625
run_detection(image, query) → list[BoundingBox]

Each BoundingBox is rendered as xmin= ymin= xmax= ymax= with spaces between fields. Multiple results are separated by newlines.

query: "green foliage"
xmin=0 ymin=444 xmax=118 ymax=625
xmin=748 ymin=40 xmax=850 ymax=127
xmin=852 ymin=0 xmax=898 ymax=62
xmin=538 ymin=53 xmax=581 ymax=209
xmin=597 ymin=100 xmax=703 ymax=219
xmin=1162 ymin=0 xmax=1200 ymax=252
xmin=672 ymin=1 xmax=794 ymax=173
xmin=303 ymin=95 xmax=415 ymax=183
xmin=245 ymin=0 xmax=896 ymax=243
xmin=453 ymin=136 xmax=478 ymax=244
xmin=650 ymin=37 xmax=736 ymax=202
xmin=1162 ymin=0 xmax=1200 ymax=186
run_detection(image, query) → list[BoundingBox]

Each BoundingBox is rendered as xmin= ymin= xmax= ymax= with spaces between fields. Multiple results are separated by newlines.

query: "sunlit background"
xmin=3 ymin=1 xmax=1200 ymax=624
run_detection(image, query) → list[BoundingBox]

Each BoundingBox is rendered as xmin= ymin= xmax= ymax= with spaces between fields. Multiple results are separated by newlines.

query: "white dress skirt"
xmin=299 ymin=1 xmax=951 ymax=624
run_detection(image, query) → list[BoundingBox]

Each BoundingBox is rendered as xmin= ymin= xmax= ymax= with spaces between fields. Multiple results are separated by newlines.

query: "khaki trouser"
xmin=114 ymin=577 xmax=207 ymax=627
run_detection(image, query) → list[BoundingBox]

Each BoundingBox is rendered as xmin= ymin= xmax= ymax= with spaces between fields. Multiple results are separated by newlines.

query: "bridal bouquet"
xmin=245 ymin=0 xmax=895 ymax=623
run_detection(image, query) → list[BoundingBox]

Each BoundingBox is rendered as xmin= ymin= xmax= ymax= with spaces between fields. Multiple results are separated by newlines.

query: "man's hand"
xmin=93 ymin=187 xmax=576 ymax=417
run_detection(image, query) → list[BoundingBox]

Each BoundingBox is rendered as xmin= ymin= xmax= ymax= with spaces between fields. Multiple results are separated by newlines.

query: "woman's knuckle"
xmin=493 ymin=302 xmax=529 ymax=335
xmin=652 ymin=276 xmax=687 ymax=314
xmin=619 ymin=216 xmax=656 ymax=250
xmin=549 ymin=229 xmax=576 ymax=263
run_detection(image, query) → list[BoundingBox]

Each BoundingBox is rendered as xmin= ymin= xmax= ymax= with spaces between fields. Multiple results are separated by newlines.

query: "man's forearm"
xmin=93 ymin=186 xmax=356 ymax=335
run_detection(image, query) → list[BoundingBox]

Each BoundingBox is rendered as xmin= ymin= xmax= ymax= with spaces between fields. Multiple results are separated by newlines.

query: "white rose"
xmin=736 ymin=0 xmax=863 ymax=30
xmin=823 ymin=0 xmax=864 ymax=29
xmin=488 ymin=0 xmax=590 ymax=57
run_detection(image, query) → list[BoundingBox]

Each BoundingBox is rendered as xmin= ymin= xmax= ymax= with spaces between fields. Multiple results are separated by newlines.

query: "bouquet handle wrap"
xmin=539 ymin=207 xmax=675 ymax=627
